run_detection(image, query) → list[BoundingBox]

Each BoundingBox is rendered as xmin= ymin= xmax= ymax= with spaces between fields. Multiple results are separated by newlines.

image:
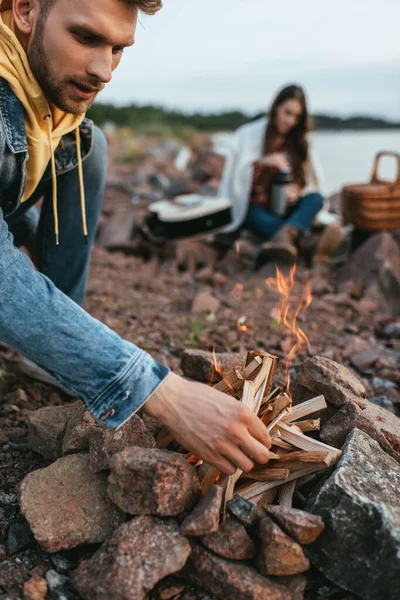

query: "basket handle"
xmin=370 ymin=151 xmax=400 ymax=193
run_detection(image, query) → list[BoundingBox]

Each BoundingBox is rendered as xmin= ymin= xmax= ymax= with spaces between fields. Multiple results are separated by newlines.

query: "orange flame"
xmin=266 ymin=265 xmax=312 ymax=395
xmin=235 ymin=241 xmax=240 ymax=257
xmin=230 ymin=282 xmax=244 ymax=301
xmin=210 ymin=346 xmax=234 ymax=391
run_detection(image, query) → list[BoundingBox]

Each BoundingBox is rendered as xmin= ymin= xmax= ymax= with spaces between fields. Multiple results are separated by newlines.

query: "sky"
xmin=99 ymin=0 xmax=400 ymax=119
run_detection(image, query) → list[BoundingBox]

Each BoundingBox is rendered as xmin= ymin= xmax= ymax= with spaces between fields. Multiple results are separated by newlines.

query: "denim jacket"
xmin=0 ymin=78 xmax=169 ymax=428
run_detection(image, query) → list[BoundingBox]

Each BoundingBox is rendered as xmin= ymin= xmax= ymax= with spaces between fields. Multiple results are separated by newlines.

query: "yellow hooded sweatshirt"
xmin=0 ymin=0 xmax=87 ymax=243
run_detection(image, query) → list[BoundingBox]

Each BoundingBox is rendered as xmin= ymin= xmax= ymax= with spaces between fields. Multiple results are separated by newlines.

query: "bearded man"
xmin=0 ymin=0 xmax=271 ymax=474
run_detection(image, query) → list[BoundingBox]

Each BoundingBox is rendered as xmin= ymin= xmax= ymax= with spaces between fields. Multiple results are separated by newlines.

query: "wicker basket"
xmin=342 ymin=151 xmax=400 ymax=231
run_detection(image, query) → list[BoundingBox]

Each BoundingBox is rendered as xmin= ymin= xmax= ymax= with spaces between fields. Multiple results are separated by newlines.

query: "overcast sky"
xmin=99 ymin=0 xmax=400 ymax=119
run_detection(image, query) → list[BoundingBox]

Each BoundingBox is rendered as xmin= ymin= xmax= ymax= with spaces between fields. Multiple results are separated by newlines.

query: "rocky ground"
xmin=1 ymin=146 xmax=400 ymax=599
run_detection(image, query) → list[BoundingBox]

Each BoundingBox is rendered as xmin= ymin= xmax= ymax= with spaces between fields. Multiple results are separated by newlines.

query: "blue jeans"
xmin=0 ymin=126 xmax=169 ymax=428
xmin=245 ymin=192 xmax=324 ymax=240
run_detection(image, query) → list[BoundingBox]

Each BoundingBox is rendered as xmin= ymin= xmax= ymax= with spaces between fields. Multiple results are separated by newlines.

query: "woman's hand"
xmin=287 ymin=183 xmax=300 ymax=204
xmin=258 ymin=153 xmax=290 ymax=171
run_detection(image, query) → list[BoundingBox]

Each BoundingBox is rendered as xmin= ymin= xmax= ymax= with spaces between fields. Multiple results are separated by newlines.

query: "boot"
xmin=256 ymin=225 xmax=299 ymax=268
xmin=313 ymin=223 xmax=344 ymax=264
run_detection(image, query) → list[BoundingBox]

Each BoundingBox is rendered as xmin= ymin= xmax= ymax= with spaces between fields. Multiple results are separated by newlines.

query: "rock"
xmin=368 ymin=395 xmax=396 ymax=414
xmin=97 ymin=209 xmax=137 ymax=252
xmin=226 ymin=495 xmax=258 ymax=528
xmin=255 ymin=516 xmax=310 ymax=576
xmin=320 ymin=401 xmax=400 ymax=462
xmin=277 ymin=576 xmax=307 ymax=600
xmin=175 ymin=241 xmax=219 ymax=274
xmin=20 ymin=453 xmax=125 ymax=552
xmin=383 ymin=321 xmax=400 ymax=338
xmin=7 ymin=388 xmax=28 ymax=407
xmin=350 ymin=348 xmax=379 ymax=372
xmin=27 ymin=401 xmax=84 ymax=461
xmin=188 ymin=542 xmax=291 ymax=600
xmin=306 ymin=429 xmax=400 ymax=600
xmin=62 ymin=405 xmax=99 ymax=455
xmin=6 ymin=520 xmax=35 ymax=555
xmin=338 ymin=233 xmax=400 ymax=316
xmin=23 ymin=575 xmax=48 ymax=600
xmin=151 ymin=577 xmax=186 ymax=599
xmin=211 ymin=272 xmax=229 ymax=287
xmin=71 ymin=517 xmax=191 ymax=600
xmin=108 ymin=447 xmax=201 ymax=517
xmin=180 ymin=349 xmax=244 ymax=384
xmin=264 ymin=506 xmax=324 ymax=544
xmin=45 ymin=570 xmax=71 ymax=600
xmin=298 ymin=356 xmax=367 ymax=409
xmin=191 ymin=289 xmax=220 ymax=315
xmin=89 ymin=414 xmax=155 ymax=473
xmin=50 ymin=554 xmax=77 ymax=572
xmin=180 ymin=485 xmax=223 ymax=536
xmin=372 ymin=377 xmax=397 ymax=389
xmin=201 ymin=516 xmax=255 ymax=560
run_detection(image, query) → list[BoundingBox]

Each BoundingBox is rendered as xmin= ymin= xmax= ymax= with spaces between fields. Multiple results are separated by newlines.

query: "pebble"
xmin=372 ymin=377 xmax=397 ymax=389
xmin=0 ymin=492 xmax=17 ymax=506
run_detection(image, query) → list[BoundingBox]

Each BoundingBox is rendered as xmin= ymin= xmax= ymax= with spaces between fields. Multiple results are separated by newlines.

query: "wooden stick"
xmin=268 ymin=450 xmax=332 ymax=471
xmin=279 ymin=480 xmax=296 ymax=508
xmin=295 ymin=419 xmax=321 ymax=432
xmin=271 ymin=437 xmax=297 ymax=451
xmin=261 ymin=393 xmax=292 ymax=425
xmin=277 ymin=423 xmax=342 ymax=460
xmin=282 ymin=395 xmax=327 ymax=423
xmin=236 ymin=465 xmax=329 ymax=500
xmin=241 ymin=468 xmax=290 ymax=481
xmin=253 ymin=487 xmax=277 ymax=507
xmin=267 ymin=409 xmax=289 ymax=432
xmin=198 ymin=464 xmax=220 ymax=496
xmin=224 ymin=352 xmax=277 ymax=506
xmin=213 ymin=356 xmax=262 ymax=396
xmin=156 ymin=428 xmax=174 ymax=449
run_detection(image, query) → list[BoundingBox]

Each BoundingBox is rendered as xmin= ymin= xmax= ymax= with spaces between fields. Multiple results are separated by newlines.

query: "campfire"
xmin=17 ymin=265 xmax=400 ymax=600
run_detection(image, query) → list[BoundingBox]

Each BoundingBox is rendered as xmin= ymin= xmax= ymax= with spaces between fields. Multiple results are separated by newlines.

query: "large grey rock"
xmin=306 ymin=429 xmax=400 ymax=600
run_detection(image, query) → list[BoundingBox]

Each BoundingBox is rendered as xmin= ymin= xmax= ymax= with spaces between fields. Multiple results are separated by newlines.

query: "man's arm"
xmin=0 ymin=207 xmax=271 ymax=473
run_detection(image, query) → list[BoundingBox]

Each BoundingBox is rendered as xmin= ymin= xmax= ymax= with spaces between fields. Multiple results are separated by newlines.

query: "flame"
xmin=266 ymin=265 xmax=312 ymax=395
xmin=210 ymin=346 xmax=234 ymax=391
xmin=230 ymin=282 xmax=244 ymax=301
xmin=235 ymin=241 xmax=240 ymax=257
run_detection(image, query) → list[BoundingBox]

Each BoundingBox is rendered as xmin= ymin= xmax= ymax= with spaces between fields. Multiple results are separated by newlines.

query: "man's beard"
xmin=28 ymin=20 xmax=100 ymax=115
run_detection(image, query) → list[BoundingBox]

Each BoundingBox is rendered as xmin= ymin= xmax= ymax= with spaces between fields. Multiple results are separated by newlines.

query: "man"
xmin=0 ymin=0 xmax=271 ymax=475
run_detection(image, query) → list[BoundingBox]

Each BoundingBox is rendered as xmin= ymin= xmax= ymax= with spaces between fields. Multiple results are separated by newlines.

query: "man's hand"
xmin=143 ymin=372 xmax=272 ymax=475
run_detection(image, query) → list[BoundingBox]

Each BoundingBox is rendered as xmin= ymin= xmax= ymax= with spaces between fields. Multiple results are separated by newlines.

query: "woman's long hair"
xmin=263 ymin=85 xmax=311 ymax=188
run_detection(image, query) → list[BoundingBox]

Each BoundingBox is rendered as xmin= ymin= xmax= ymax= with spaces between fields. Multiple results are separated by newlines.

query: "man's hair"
xmin=39 ymin=0 xmax=162 ymax=20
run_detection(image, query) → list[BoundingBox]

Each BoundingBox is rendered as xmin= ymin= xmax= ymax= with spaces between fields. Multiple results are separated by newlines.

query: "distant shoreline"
xmin=88 ymin=102 xmax=400 ymax=133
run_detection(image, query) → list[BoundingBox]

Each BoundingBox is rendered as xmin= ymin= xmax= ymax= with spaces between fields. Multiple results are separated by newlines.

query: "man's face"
xmin=27 ymin=0 xmax=137 ymax=114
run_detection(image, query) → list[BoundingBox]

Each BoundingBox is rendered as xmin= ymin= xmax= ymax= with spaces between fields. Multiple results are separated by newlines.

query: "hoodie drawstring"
xmin=44 ymin=114 xmax=59 ymax=245
xmin=44 ymin=115 xmax=88 ymax=245
xmin=75 ymin=127 xmax=88 ymax=244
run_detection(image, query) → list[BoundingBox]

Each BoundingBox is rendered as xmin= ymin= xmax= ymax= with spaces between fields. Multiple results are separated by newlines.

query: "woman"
xmin=218 ymin=84 xmax=325 ymax=264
